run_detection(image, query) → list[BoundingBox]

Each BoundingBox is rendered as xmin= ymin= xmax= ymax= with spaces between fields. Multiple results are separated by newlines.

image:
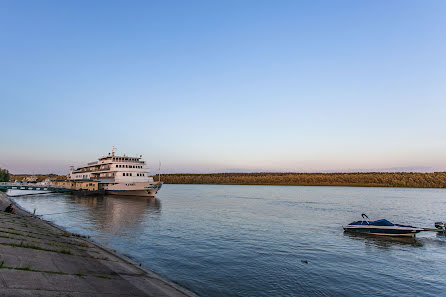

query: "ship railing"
xmin=73 ymin=166 xmax=110 ymax=173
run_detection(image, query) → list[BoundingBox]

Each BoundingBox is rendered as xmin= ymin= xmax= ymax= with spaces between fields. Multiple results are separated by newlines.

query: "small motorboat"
xmin=343 ymin=214 xmax=423 ymax=237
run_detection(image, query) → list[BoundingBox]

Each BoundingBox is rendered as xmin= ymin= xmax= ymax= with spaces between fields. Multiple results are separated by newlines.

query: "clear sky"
xmin=1 ymin=0 xmax=445 ymax=174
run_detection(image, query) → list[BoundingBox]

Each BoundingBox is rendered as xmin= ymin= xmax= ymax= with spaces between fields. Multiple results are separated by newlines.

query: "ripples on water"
xmin=9 ymin=185 xmax=446 ymax=297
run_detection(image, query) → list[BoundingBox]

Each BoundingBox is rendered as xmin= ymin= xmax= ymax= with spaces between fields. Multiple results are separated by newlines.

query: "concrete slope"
xmin=0 ymin=192 xmax=198 ymax=297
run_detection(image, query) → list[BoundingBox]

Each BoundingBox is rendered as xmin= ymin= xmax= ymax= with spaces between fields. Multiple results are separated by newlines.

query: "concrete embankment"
xmin=0 ymin=192 xmax=198 ymax=297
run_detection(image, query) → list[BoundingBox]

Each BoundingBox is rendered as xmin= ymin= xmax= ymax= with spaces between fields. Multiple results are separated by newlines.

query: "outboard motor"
xmin=434 ymin=222 xmax=445 ymax=232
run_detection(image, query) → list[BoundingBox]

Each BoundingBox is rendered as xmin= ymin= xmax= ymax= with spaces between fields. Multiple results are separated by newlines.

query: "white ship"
xmin=68 ymin=150 xmax=162 ymax=197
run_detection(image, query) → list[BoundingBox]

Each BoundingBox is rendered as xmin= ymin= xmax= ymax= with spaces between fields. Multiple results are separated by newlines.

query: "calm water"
xmin=9 ymin=185 xmax=446 ymax=297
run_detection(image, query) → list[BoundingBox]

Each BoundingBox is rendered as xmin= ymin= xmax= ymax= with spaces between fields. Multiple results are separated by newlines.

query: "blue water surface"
xmin=10 ymin=185 xmax=446 ymax=297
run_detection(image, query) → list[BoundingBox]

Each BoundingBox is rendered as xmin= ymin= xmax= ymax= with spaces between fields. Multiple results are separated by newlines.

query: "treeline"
xmin=0 ymin=168 xmax=9 ymax=182
xmin=160 ymin=172 xmax=446 ymax=188
xmin=10 ymin=174 xmax=67 ymax=182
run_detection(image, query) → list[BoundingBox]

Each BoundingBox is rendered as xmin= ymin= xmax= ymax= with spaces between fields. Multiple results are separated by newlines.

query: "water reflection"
xmin=60 ymin=194 xmax=161 ymax=233
xmin=343 ymin=232 xmax=423 ymax=248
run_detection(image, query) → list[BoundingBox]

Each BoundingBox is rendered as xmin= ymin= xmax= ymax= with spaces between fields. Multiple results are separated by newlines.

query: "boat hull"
xmin=105 ymin=182 xmax=163 ymax=197
xmin=107 ymin=190 xmax=154 ymax=197
xmin=343 ymin=226 xmax=422 ymax=237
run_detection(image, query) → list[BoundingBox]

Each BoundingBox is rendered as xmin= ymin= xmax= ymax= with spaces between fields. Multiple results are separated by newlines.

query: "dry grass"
xmin=159 ymin=172 xmax=446 ymax=188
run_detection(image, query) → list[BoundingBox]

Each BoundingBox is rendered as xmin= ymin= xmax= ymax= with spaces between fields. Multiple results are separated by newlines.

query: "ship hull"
xmin=107 ymin=190 xmax=154 ymax=197
xmin=106 ymin=182 xmax=163 ymax=197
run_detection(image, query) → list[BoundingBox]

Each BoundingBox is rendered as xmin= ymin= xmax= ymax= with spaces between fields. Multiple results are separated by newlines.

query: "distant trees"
xmin=9 ymin=174 xmax=66 ymax=182
xmin=0 ymin=168 xmax=10 ymax=182
xmin=160 ymin=172 xmax=446 ymax=188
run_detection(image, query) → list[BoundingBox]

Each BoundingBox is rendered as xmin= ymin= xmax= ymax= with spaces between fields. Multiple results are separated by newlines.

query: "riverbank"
xmin=160 ymin=172 xmax=446 ymax=188
xmin=0 ymin=192 xmax=198 ymax=297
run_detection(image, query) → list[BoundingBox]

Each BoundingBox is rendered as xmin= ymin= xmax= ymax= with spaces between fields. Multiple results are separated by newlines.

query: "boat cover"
xmin=349 ymin=219 xmax=415 ymax=228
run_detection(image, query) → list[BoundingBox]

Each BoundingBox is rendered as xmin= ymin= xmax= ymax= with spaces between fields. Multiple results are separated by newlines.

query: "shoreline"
xmin=9 ymin=172 xmax=446 ymax=189
xmin=162 ymin=183 xmax=446 ymax=189
xmin=159 ymin=172 xmax=446 ymax=189
xmin=0 ymin=191 xmax=198 ymax=297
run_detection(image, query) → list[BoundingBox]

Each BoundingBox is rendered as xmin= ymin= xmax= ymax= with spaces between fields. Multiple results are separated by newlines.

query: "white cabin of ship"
xmin=68 ymin=153 xmax=155 ymax=186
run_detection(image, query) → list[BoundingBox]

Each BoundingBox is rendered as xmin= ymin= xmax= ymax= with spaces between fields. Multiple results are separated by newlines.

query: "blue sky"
xmin=1 ymin=0 xmax=445 ymax=174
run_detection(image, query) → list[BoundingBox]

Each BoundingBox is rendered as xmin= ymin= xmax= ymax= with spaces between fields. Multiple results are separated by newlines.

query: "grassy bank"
xmin=159 ymin=172 xmax=446 ymax=188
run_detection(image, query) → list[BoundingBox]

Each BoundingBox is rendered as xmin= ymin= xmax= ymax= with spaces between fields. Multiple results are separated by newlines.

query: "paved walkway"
xmin=0 ymin=192 xmax=198 ymax=297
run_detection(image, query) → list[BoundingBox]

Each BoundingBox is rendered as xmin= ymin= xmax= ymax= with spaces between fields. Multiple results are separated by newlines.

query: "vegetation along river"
xmin=9 ymin=185 xmax=446 ymax=297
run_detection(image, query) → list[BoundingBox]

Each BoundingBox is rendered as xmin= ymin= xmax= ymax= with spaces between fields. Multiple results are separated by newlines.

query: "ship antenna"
xmin=112 ymin=146 xmax=116 ymax=156
xmin=158 ymin=161 xmax=161 ymax=182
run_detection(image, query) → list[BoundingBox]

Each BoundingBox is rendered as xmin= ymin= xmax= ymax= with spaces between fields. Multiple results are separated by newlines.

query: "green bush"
xmin=0 ymin=169 xmax=9 ymax=182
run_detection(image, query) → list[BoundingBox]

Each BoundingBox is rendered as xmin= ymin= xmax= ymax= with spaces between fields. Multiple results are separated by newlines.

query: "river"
xmin=9 ymin=185 xmax=446 ymax=297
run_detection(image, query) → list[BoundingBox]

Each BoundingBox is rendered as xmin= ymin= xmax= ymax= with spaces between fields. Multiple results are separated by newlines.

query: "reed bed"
xmin=159 ymin=172 xmax=446 ymax=188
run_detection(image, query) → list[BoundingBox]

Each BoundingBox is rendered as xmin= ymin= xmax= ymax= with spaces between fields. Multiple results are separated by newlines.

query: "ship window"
xmin=130 ymin=173 xmax=132 ymax=176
